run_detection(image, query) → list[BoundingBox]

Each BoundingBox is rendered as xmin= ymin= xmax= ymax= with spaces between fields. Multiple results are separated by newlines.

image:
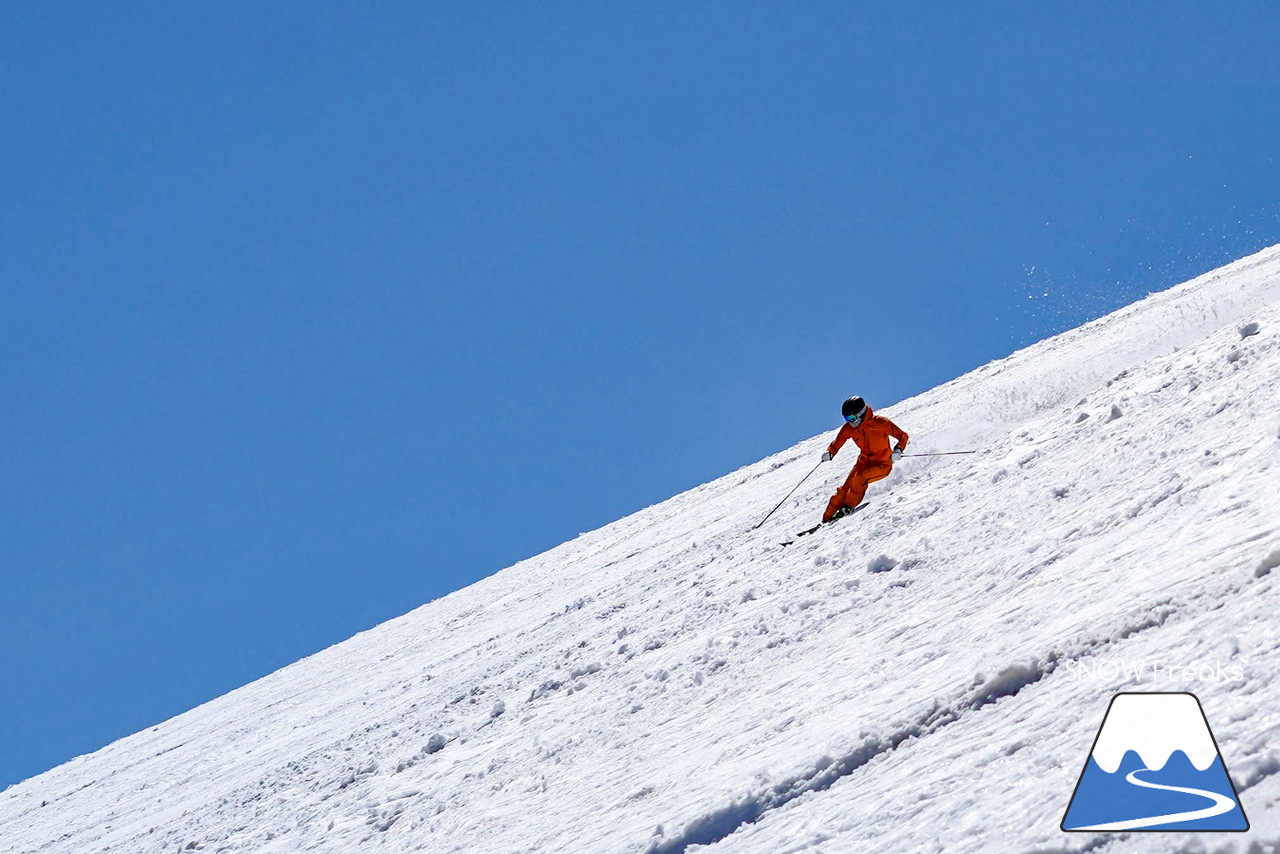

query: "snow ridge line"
xmin=1016 ymin=833 xmax=1116 ymax=854
xmin=644 ymin=674 xmax=1041 ymax=854
xmin=644 ymin=609 xmax=1181 ymax=854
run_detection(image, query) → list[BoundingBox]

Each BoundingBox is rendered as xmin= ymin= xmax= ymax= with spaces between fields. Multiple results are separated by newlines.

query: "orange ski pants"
xmin=823 ymin=459 xmax=893 ymax=522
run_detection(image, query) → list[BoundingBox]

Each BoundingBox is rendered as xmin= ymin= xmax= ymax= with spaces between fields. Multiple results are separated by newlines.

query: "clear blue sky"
xmin=3 ymin=2 xmax=1278 ymax=788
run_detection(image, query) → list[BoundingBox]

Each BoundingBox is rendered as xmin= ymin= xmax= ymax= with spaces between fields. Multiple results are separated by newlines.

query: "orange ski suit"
xmin=822 ymin=406 xmax=909 ymax=522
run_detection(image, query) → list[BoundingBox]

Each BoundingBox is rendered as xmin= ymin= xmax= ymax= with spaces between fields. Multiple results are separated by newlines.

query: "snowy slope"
xmin=4 ymin=246 xmax=1280 ymax=854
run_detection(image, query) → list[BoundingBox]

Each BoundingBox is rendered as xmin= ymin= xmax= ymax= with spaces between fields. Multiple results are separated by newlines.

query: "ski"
xmin=778 ymin=503 xmax=868 ymax=546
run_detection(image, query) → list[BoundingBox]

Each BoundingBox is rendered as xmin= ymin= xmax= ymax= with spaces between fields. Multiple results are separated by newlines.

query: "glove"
xmin=891 ymin=448 xmax=904 ymax=462
xmin=821 ymin=451 xmax=833 ymax=462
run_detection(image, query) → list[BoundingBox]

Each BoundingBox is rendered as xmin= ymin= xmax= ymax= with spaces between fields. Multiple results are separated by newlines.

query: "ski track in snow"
xmin=4 ymin=246 xmax=1280 ymax=853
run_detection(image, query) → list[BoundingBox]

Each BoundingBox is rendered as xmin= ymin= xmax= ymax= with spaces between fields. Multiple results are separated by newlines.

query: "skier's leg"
xmin=838 ymin=467 xmax=874 ymax=508
xmin=822 ymin=460 xmax=892 ymax=522
xmin=861 ymin=459 xmax=893 ymax=489
xmin=823 ymin=466 xmax=867 ymax=522
xmin=822 ymin=488 xmax=849 ymax=523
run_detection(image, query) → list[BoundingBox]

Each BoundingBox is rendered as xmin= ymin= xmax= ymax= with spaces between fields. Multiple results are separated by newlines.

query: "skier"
xmin=820 ymin=396 xmax=909 ymax=523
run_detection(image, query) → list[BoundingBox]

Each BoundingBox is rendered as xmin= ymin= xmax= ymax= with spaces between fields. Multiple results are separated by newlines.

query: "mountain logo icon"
xmin=1062 ymin=692 xmax=1249 ymax=832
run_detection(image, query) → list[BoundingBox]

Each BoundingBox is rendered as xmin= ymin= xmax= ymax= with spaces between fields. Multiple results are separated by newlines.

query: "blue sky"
xmin=2 ymin=2 xmax=1278 ymax=788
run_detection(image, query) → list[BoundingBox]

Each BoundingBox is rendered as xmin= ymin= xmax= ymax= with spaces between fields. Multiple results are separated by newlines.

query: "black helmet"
xmin=841 ymin=396 xmax=867 ymax=424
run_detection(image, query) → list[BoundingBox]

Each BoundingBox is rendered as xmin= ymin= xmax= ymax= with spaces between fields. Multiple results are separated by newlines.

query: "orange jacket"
xmin=827 ymin=407 xmax=908 ymax=464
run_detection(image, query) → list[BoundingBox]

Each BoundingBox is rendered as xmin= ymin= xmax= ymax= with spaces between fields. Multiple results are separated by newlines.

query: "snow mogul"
xmin=820 ymin=396 xmax=909 ymax=523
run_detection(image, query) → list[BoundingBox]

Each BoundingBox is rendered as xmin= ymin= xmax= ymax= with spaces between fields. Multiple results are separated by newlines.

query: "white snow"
xmin=4 ymin=245 xmax=1280 ymax=853
xmin=1091 ymin=693 xmax=1220 ymax=773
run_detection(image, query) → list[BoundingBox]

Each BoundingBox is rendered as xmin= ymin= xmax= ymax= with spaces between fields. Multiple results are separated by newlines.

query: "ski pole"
xmin=753 ymin=460 xmax=824 ymax=530
xmin=900 ymin=450 xmax=979 ymax=457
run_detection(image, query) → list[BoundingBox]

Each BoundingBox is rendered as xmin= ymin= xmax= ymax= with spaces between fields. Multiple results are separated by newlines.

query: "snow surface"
xmin=4 ymin=246 xmax=1280 ymax=854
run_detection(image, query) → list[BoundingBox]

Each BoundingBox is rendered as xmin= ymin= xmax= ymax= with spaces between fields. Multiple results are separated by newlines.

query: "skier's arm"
xmin=885 ymin=418 xmax=909 ymax=451
xmin=826 ymin=423 xmax=853 ymax=458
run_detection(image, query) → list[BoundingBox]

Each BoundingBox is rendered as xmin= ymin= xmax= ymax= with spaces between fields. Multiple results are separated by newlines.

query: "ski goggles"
xmin=844 ymin=411 xmax=865 ymax=425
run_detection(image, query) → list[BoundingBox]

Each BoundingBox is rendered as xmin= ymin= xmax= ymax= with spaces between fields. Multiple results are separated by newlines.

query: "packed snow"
xmin=4 ymin=246 xmax=1280 ymax=853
